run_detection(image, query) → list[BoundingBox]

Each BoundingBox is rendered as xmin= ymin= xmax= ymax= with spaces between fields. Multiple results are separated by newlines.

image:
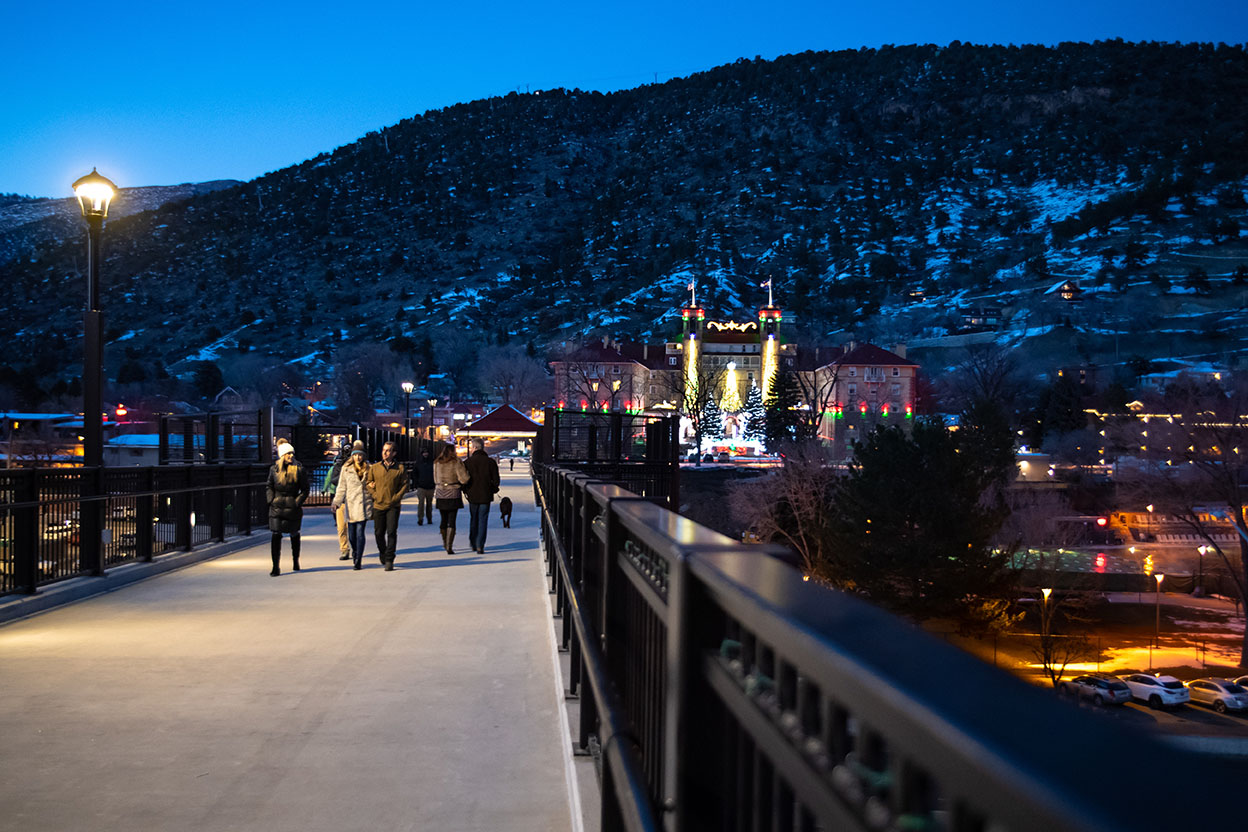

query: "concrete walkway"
xmin=0 ymin=464 xmax=574 ymax=832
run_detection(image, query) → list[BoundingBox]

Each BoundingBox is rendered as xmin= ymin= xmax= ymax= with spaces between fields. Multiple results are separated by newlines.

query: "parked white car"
xmin=1118 ymin=674 xmax=1190 ymax=708
xmin=1059 ymin=673 xmax=1132 ymax=706
xmin=1186 ymin=678 xmax=1248 ymax=714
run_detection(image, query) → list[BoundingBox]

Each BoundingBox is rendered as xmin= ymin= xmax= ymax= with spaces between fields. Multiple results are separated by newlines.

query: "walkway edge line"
xmin=0 ymin=534 xmax=264 ymax=626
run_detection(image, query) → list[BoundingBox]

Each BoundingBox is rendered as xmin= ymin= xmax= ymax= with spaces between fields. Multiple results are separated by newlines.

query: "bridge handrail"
xmin=535 ymin=463 xmax=1237 ymax=831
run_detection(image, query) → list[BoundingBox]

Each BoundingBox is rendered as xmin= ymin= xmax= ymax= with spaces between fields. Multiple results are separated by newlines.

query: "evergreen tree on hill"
xmin=763 ymin=369 xmax=803 ymax=451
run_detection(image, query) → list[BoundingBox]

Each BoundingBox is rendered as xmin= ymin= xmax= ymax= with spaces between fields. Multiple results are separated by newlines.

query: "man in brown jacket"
xmin=366 ymin=441 xmax=409 ymax=570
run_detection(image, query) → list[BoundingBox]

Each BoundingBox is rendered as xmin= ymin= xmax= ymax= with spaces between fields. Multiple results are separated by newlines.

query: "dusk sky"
xmin=2 ymin=0 xmax=1246 ymax=199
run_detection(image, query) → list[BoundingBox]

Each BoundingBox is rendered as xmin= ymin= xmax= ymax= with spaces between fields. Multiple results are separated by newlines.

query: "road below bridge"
xmin=0 ymin=464 xmax=574 ymax=832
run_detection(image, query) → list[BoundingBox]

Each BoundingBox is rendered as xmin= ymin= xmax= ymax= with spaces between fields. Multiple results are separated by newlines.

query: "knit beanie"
xmin=276 ymin=442 xmax=294 ymax=458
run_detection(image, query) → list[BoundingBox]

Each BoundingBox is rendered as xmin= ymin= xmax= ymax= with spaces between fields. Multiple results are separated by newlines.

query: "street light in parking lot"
xmin=1197 ymin=545 xmax=1207 ymax=594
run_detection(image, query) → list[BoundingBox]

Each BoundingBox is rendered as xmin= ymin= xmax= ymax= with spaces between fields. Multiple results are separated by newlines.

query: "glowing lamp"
xmin=115 ymin=405 xmax=127 ymax=418
xmin=73 ymin=168 xmax=117 ymax=219
xmin=1096 ymin=517 xmax=1108 ymax=527
xmin=401 ymin=381 xmax=414 ymax=394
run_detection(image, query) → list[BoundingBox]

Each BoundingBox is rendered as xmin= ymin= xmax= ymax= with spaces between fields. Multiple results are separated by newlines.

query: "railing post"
xmin=258 ymin=408 xmax=274 ymax=463
xmin=136 ymin=467 xmax=154 ymax=562
xmin=175 ymin=467 xmax=192 ymax=551
xmin=206 ymin=413 xmax=220 ymax=463
xmin=211 ymin=465 xmax=226 ymax=542
xmin=158 ymin=415 xmax=170 ymax=465
xmin=79 ymin=466 xmax=104 ymax=577
xmin=182 ymin=418 xmax=195 ymax=463
xmin=13 ymin=470 xmax=38 ymax=594
xmin=609 ymin=412 xmax=623 ymax=461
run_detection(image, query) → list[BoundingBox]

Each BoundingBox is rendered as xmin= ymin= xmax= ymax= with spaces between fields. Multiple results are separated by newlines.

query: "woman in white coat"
xmin=331 ymin=441 xmax=374 ymax=570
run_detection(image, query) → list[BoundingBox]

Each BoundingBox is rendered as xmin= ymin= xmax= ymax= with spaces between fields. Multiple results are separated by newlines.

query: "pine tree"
xmin=742 ymin=384 xmax=766 ymax=441
xmin=702 ymin=395 xmax=725 ymax=441
xmin=763 ymin=369 xmax=803 ymax=450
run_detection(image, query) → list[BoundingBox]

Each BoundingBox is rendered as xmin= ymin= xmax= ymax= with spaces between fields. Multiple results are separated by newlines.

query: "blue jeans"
xmin=348 ymin=521 xmax=367 ymax=562
xmin=468 ymin=502 xmax=490 ymax=552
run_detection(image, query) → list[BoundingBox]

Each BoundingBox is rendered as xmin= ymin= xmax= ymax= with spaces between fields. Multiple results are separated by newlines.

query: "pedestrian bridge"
xmin=0 ymin=464 xmax=579 ymax=831
xmin=0 ymin=461 xmax=1239 ymax=831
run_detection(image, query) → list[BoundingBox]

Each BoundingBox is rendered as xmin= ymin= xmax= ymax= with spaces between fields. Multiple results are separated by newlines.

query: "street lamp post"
xmin=1155 ymin=571 xmax=1165 ymax=646
xmin=427 ymin=398 xmax=438 ymax=440
xmin=1197 ymin=545 xmax=1207 ymax=595
xmin=73 ymin=169 xmax=116 ymax=578
xmin=73 ymin=169 xmax=116 ymax=469
xmin=401 ymin=381 xmax=414 ymax=434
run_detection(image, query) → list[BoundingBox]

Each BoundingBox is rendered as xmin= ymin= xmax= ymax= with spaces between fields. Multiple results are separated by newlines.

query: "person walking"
xmin=327 ymin=440 xmax=352 ymax=561
xmin=366 ymin=441 xmax=409 ymax=571
xmin=266 ymin=441 xmax=309 ymax=577
xmin=509 ymin=456 xmax=515 ymax=472
xmin=332 ymin=440 xmax=373 ymax=570
xmin=433 ymin=443 xmax=470 ymax=554
xmin=414 ymin=445 xmax=435 ymax=526
xmin=465 ymin=438 xmax=500 ymax=554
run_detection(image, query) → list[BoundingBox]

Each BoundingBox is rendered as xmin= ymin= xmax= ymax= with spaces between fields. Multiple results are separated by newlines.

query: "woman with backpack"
xmin=266 ymin=441 xmax=310 ymax=576
xmin=331 ymin=440 xmax=373 ymax=570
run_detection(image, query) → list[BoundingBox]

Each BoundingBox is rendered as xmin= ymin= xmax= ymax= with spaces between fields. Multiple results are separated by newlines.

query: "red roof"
xmin=828 ymin=343 xmax=918 ymax=368
xmin=463 ymin=405 xmax=542 ymax=434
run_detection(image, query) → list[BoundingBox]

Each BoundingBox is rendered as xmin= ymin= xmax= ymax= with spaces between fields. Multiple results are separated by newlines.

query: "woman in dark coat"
xmin=266 ymin=441 xmax=310 ymax=576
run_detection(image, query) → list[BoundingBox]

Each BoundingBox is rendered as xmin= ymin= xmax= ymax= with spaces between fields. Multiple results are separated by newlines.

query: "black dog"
xmin=498 ymin=496 xmax=513 ymax=528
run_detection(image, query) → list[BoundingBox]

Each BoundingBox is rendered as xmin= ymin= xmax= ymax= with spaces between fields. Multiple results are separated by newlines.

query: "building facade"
xmin=549 ymin=297 xmax=921 ymax=458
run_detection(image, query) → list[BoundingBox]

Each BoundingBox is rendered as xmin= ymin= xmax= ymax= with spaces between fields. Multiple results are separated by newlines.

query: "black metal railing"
xmin=0 ymin=463 xmax=272 ymax=597
xmin=534 ymin=463 xmax=1236 ymax=832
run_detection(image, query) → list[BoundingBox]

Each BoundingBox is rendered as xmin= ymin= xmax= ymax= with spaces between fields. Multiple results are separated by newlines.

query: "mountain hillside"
xmin=2 ymin=41 xmax=1247 ymax=406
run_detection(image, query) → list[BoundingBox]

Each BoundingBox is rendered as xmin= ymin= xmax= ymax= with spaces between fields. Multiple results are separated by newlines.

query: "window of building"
xmin=891 ymin=383 xmax=901 ymax=397
xmin=892 ymin=367 xmax=900 ymax=376
xmin=649 ymin=385 xmax=657 ymax=394
xmin=848 ymin=367 xmax=856 ymax=377
xmin=612 ymin=366 xmax=620 ymax=374
xmin=848 ymin=383 xmax=857 ymax=397
xmin=668 ymin=357 xmax=677 ymax=366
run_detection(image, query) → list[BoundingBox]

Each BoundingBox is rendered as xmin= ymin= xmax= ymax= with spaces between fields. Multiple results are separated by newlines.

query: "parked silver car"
xmin=1186 ymin=678 xmax=1248 ymax=714
xmin=1118 ymin=674 xmax=1190 ymax=708
xmin=1060 ymin=673 xmax=1132 ymax=706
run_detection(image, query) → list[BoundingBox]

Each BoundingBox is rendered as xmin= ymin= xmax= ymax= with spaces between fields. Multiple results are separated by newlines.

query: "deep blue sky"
xmin=2 ymin=0 xmax=1245 ymax=198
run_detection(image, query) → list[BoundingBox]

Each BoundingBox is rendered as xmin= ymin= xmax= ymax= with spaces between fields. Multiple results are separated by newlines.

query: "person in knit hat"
xmin=331 ymin=440 xmax=373 ymax=570
xmin=266 ymin=440 xmax=310 ymax=576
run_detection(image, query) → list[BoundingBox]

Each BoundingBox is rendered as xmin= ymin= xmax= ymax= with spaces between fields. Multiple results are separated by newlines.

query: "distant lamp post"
xmin=401 ymin=381 xmax=414 ymax=436
xmin=1197 ymin=545 xmax=1207 ymax=594
xmin=73 ymin=168 xmax=117 ymax=469
xmin=426 ymin=398 xmax=438 ymax=440
xmin=1146 ymin=504 xmax=1155 ymax=541
xmin=1155 ymin=572 xmax=1165 ymax=640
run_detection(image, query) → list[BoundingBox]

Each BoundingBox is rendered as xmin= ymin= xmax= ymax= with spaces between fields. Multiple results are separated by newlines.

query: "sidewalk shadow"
xmin=395 ymin=557 xmax=526 ymax=570
xmin=287 ymin=565 xmax=356 ymax=574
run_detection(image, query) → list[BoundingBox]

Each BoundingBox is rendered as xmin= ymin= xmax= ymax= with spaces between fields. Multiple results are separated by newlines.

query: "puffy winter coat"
xmin=331 ymin=461 xmax=374 ymax=523
xmin=433 ymin=457 xmax=470 ymax=502
xmin=267 ymin=460 xmax=310 ymax=533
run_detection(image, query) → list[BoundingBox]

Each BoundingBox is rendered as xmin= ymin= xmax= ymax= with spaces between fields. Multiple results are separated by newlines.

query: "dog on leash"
xmin=498 ymin=496 xmax=513 ymax=528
